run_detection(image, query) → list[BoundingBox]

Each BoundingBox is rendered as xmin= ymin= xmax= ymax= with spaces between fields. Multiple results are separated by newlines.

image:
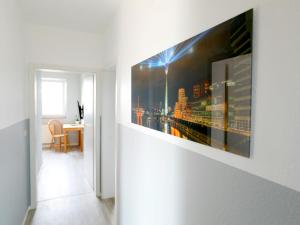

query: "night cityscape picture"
xmin=131 ymin=10 xmax=253 ymax=157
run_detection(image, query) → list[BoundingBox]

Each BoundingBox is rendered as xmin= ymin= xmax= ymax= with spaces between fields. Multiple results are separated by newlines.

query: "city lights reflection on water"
xmin=164 ymin=122 xmax=169 ymax=134
xmin=152 ymin=118 xmax=188 ymax=140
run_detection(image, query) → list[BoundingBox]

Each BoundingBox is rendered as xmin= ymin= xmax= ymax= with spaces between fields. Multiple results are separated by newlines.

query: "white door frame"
xmin=28 ymin=64 xmax=102 ymax=209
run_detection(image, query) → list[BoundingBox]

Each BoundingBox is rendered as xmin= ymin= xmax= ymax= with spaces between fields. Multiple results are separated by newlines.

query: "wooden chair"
xmin=48 ymin=120 xmax=67 ymax=152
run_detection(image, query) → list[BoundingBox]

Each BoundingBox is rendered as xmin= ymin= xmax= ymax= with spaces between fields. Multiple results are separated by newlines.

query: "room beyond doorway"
xmin=36 ymin=69 xmax=96 ymax=201
xmin=28 ymin=65 xmax=116 ymax=225
xmin=29 ymin=66 xmax=102 ymax=209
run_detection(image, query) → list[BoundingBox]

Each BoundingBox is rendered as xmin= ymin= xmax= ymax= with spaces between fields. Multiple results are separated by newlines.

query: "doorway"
xmin=28 ymin=65 xmax=117 ymax=225
xmin=29 ymin=66 xmax=100 ymax=208
xmin=34 ymin=70 xmax=95 ymax=203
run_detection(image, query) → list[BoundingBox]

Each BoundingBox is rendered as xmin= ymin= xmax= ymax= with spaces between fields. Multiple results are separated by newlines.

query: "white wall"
xmin=25 ymin=22 xmax=103 ymax=145
xmin=0 ymin=1 xmax=30 ymax=225
xmin=112 ymin=0 xmax=300 ymax=223
xmin=114 ymin=0 xmax=300 ymax=193
xmin=100 ymin=70 xmax=116 ymax=198
xmin=25 ymin=24 xmax=102 ymax=69
xmin=0 ymin=0 xmax=27 ymax=129
xmin=99 ymin=15 xmax=119 ymax=69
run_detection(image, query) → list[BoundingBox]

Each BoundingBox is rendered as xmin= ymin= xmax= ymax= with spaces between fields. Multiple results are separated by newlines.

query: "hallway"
xmin=26 ymin=150 xmax=112 ymax=225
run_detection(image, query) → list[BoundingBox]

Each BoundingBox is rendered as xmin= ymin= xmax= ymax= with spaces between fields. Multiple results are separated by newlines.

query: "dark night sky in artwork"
xmin=131 ymin=10 xmax=252 ymax=111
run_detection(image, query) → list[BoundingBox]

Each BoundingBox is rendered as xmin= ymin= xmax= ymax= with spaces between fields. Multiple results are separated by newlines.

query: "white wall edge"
xmin=29 ymin=66 xmax=37 ymax=210
xmin=94 ymin=72 xmax=101 ymax=197
xmin=114 ymin=69 xmax=119 ymax=225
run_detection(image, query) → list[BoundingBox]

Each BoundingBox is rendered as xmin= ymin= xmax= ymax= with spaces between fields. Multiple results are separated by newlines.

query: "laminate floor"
xmin=26 ymin=149 xmax=112 ymax=225
xmin=28 ymin=193 xmax=109 ymax=225
xmin=38 ymin=149 xmax=93 ymax=201
xmin=102 ymin=198 xmax=115 ymax=225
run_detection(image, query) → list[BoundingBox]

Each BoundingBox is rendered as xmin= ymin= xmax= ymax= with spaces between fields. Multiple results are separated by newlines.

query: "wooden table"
xmin=63 ymin=124 xmax=84 ymax=153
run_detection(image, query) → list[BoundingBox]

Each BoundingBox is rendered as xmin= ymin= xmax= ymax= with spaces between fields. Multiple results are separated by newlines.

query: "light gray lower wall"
xmin=0 ymin=119 xmax=30 ymax=225
xmin=118 ymin=124 xmax=300 ymax=225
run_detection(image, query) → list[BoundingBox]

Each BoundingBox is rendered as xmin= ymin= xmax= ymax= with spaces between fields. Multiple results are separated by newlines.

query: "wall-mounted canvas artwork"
xmin=131 ymin=9 xmax=253 ymax=157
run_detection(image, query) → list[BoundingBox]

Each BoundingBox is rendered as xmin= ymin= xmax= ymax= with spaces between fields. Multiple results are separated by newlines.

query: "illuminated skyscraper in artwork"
xmin=164 ymin=66 xmax=169 ymax=115
xmin=193 ymin=84 xmax=201 ymax=98
xmin=138 ymin=30 xmax=210 ymax=116
xmin=174 ymin=88 xmax=188 ymax=119
xmin=135 ymin=96 xmax=144 ymax=125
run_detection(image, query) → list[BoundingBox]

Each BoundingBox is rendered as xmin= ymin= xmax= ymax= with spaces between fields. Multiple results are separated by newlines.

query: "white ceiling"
xmin=20 ymin=0 xmax=119 ymax=34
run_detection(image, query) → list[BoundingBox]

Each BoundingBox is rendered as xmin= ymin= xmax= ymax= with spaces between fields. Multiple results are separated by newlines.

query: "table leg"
xmin=64 ymin=130 xmax=68 ymax=153
xmin=80 ymin=130 xmax=83 ymax=152
xmin=78 ymin=130 xmax=81 ymax=151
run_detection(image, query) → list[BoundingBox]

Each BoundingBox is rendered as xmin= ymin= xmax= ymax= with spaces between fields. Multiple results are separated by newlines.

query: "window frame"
xmin=41 ymin=78 xmax=67 ymax=119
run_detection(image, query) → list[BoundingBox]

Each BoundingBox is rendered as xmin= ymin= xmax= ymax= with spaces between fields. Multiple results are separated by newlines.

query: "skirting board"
xmin=22 ymin=207 xmax=33 ymax=225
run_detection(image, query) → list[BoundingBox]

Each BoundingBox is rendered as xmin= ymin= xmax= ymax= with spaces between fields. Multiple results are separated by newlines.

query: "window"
xmin=41 ymin=78 xmax=67 ymax=117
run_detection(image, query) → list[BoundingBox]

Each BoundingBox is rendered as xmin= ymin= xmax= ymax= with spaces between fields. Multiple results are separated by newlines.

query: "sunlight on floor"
xmin=38 ymin=150 xmax=92 ymax=201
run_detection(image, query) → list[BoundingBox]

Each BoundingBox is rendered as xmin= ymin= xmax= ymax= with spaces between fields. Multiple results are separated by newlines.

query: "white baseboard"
xmin=22 ymin=207 xmax=32 ymax=225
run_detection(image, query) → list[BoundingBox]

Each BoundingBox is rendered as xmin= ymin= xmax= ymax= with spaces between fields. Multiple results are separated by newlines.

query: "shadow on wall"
xmin=118 ymin=125 xmax=300 ymax=225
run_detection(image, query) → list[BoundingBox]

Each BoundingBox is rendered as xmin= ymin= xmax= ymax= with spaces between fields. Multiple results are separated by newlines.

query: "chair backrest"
xmin=48 ymin=120 xmax=63 ymax=136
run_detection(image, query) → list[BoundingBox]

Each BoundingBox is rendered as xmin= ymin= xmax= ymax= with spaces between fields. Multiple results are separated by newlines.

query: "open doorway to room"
xmin=28 ymin=66 xmax=117 ymax=225
xmin=35 ymin=69 xmax=95 ymax=202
